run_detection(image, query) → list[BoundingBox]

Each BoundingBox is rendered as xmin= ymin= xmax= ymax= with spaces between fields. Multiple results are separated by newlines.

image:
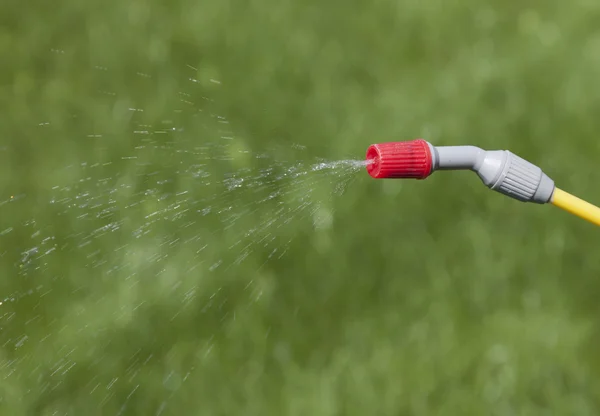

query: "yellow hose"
xmin=551 ymin=188 xmax=600 ymax=227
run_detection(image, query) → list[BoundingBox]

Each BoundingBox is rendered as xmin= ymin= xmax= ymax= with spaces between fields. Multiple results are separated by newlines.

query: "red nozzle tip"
xmin=366 ymin=139 xmax=433 ymax=179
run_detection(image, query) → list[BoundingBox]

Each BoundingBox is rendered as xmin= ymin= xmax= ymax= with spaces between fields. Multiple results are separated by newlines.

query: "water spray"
xmin=365 ymin=139 xmax=600 ymax=227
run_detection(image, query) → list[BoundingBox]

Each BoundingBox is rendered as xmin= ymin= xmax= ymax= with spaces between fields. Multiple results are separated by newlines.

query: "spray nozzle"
xmin=365 ymin=139 xmax=600 ymax=227
xmin=366 ymin=139 xmax=555 ymax=204
xmin=365 ymin=139 xmax=433 ymax=179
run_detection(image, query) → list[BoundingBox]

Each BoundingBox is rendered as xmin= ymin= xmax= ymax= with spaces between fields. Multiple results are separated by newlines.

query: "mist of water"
xmin=0 ymin=60 xmax=371 ymax=306
xmin=0 ymin=57 xmax=373 ymax=412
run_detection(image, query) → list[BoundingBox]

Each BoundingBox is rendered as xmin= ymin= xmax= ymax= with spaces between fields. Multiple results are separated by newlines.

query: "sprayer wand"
xmin=365 ymin=139 xmax=600 ymax=227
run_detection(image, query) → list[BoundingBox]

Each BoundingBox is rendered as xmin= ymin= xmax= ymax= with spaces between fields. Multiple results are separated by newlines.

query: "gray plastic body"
xmin=427 ymin=144 xmax=555 ymax=204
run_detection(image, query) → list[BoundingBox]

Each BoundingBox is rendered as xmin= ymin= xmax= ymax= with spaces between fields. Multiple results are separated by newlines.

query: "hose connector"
xmin=366 ymin=139 xmax=555 ymax=204
xmin=472 ymin=150 xmax=555 ymax=204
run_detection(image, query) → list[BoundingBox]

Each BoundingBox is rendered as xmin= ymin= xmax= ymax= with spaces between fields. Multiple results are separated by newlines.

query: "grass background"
xmin=2 ymin=0 xmax=600 ymax=414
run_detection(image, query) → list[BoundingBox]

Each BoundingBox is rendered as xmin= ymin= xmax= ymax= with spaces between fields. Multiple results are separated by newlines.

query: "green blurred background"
xmin=2 ymin=0 xmax=600 ymax=414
